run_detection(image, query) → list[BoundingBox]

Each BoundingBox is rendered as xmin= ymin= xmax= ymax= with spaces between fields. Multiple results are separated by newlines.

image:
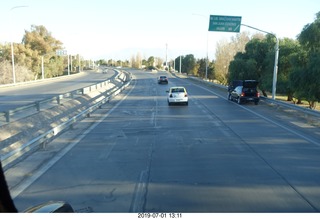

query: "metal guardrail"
xmin=1 ymin=90 xmax=84 ymax=123
xmin=1 ymin=70 xmax=131 ymax=168
xmin=0 ymin=72 xmax=122 ymax=123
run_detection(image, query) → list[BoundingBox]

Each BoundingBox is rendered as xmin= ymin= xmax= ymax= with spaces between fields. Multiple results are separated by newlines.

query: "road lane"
xmin=144 ymin=76 xmax=318 ymax=212
xmin=9 ymin=70 xmax=320 ymax=212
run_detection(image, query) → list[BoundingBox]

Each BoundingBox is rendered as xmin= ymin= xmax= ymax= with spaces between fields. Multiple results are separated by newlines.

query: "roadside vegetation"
xmin=0 ymin=25 xmax=92 ymax=84
xmin=172 ymin=11 xmax=319 ymax=109
xmin=227 ymin=12 xmax=320 ymax=109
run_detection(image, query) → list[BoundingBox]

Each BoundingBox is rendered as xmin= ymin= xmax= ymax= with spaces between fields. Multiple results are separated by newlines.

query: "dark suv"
xmin=228 ymin=80 xmax=260 ymax=105
xmin=158 ymin=75 xmax=168 ymax=84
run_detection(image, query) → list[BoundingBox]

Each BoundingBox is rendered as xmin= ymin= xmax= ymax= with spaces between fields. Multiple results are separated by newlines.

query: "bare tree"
xmin=130 ymin=52 xmax=143 ymax=69
xmin=0 ymin=60 xmax=33 ymax=84
xmin=214 ymin=31 xmax=251 ymax=85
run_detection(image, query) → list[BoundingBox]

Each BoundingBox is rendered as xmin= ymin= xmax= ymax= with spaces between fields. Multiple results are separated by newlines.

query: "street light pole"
xmin=241 ymin=24 xmax=279 ymax=100
xmin=165 ymin=43 xmax=168 ymax=71
xmin=205 ymin=31 xmax=208 ymax=80
xmin=179 ymin=55 xmax=182 ymax=73
xmin=78 ymin=54 xmax=81 ymax=73
xmin=68 ymin=55 xmax=70 ymax=75
xmin=41 ymin=56 xmax=44 ymax=80
xmin=272 ymin=38 xmax=280 ymax=100
xmin=10 ymin=5 xmax=28 ymax=84
xmin=10 ymin=41 xmax=16 ymax=84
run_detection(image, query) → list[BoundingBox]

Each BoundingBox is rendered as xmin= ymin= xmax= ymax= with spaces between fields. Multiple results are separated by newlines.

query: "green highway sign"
xmin=208 ymin=15 xmax=242 ymax=33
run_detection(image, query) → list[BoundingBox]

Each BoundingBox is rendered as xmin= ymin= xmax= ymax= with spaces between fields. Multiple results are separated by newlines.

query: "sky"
xmin=0 ymin=0 xmax=319 ymax=61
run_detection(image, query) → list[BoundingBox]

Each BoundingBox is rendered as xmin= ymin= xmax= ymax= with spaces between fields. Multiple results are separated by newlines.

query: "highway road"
xmin=7 ymin=69 xmax=320 ymax=212
xmin=0 ymin=69 xmax=116 ymax=112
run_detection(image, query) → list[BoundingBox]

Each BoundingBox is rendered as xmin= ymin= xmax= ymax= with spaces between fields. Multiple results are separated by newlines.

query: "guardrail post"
xmin=57 ymin=95 xmax=63 ymax=104
xmin=41 ymin=139 xmax=47 ymax=150
xmin=36 ymin=101 xmax=41 ymax=111
xmin=5 ymin=111 xmax=11 ymax=123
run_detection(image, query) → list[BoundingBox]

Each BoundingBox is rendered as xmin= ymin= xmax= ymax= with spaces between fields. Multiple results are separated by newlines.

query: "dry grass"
xmin=265 ymin=93 xmax=320 ymax=111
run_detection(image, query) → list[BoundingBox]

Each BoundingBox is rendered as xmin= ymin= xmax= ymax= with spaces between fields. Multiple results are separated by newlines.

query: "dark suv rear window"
xmin=243 ymin=88 xmax=257 ymax=93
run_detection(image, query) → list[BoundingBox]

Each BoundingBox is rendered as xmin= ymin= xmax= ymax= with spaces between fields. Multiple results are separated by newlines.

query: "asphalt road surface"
xmin=8 ymin=69 xmax=320 ymax=213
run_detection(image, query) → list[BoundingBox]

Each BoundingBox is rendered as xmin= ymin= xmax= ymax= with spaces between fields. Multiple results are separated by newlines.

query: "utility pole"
xmin=78 ymin=54 xmax=81 ymax=73
xmin=179 ymin=55 xmax=182 ymax=73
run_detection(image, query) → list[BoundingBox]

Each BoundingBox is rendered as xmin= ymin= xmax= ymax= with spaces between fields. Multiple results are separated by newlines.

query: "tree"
xmin=275 ymin=38 xmax=300 ymax=100
xmin=196 ymin=58 xmax=215 ymax=80
xmin=182 ymin=54 xmax=196 ymax=75
xmin=0 ymin=42 xmax=36 ymax=83
xmin=228 ymin=34 xmax=280 ymax=97
xmin=22 ymin=25 xmax=62 ymax=55
xmin=298 ymin=12 xmax=320 ymax=54
xmin=147 ymin=56 xmax=155 ymax=68
xmin=289 ymin=11 xmax=320 ymax=108
xmin=130 ymin=55 xmax=137 ymax=68
xmin=215 ymin=32 xmax=251 ymax=85
xmin=130 ymin=52 xmax=143 ymax=68
xmin=289 ymin=53 xmax=320 ymax=108
xmin=96 ymin=59 xmax=108 ymax=66
xmin=22 ymin=25 xmax=64 ymax=78
xmin=197 ymin=58 xmax=206 ymax=78
xmin=207 ymin=60 xmax=215 ymax=80
xmin=142 ymin=59 xmax=147 ymax=67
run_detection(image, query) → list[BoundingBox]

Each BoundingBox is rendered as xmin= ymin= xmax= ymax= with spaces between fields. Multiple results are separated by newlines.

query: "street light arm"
xmin=241 ymin=24 xmax=276 ymax=38
xmin=10 ymin=5 xmax=29 ymax=11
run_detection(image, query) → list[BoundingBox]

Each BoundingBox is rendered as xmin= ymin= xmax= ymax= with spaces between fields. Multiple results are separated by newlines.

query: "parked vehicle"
xmin=228 ymin=80 xmax=260 ymax=105
xmin=227 ymin=80 xmax=243 ymax=100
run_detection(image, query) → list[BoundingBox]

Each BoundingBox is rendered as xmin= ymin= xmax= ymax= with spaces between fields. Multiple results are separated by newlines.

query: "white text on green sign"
xmin=209 ymin=15 xmax=242 ymax=33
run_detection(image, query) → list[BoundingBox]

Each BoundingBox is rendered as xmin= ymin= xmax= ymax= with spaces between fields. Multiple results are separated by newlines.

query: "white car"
xmin=167 ymin=86 xmax=188 ymax=106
